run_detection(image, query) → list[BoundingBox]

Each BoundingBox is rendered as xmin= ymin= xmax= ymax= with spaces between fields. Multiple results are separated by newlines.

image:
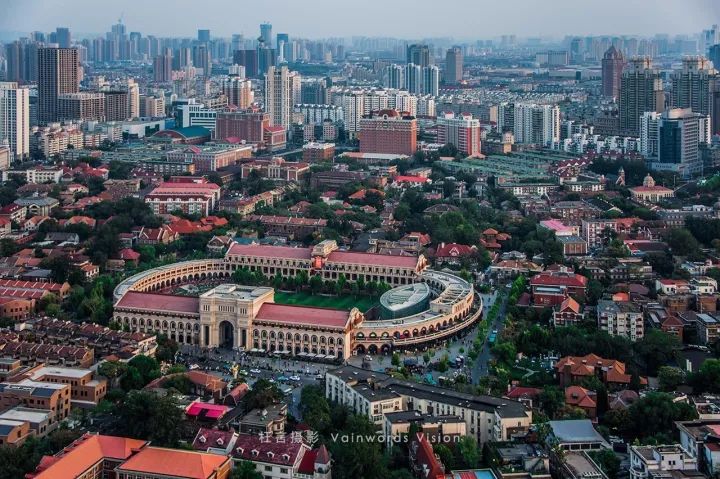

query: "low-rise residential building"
xmin=565 ymin=386 xmax=597 ymax=419
xmin=556 ymin=354 xmax=647 ymax=388
xmin=0 ymin=379 xmax=71 ymax=423
xmin=558 ymin=236 xmax=589 ymax=257
xmin=0 ymin=406 xmax=55 ymax=439
xmin=238 ymin=403 xmax=287 ymax=436
xmin=303 ymin=142 xmax=335 ymax=162
xmin=695 ymin=313 xmax=720 ymax=345
xmin=27 ymin=365 xmax=107 ymax=405
xmin=597 ymin=300 xmax=644 ymax=341
xmin=245 ymin=215 xmax=328 ymax=240
xmin=547 ymin=419 xmax=609 ymax=451
xmin=553 ymin=297 xmax=584 ymax=327
xmin=325 ymin=365 xmax=532 ymax=445
xmin=629 ymin=444 xmax=699 ymax=479
xmin=2 ymin=167 xmax=63 ymax=184
xmin=558 ymin=452 xmax=608 ymax=479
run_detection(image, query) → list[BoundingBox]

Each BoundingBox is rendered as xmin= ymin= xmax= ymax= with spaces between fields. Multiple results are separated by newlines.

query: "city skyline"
xmin=2 ymin=0 xmax=720 ymax=40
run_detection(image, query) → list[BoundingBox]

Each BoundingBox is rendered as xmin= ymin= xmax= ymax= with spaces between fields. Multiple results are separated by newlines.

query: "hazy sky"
xmin=2 ymin=0 xmax=720 ymax=40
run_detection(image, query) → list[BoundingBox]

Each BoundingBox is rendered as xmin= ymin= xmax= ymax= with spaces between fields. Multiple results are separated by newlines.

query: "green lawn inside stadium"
xmin=274 ymin=291 xmax=378 ymax=312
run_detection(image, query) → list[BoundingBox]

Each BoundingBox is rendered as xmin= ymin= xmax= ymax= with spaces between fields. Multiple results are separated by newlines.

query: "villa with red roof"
xmin=565 ymin=385 xmax=598 ymax=419
xmin=556 ymin=354 xmax=648 ymax=388
xmin=434 ymin=243 xmax=477 ymax=266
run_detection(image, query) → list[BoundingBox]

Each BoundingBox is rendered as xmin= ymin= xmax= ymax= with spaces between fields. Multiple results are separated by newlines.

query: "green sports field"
xmin=273 ymin=291 xmax=378 ymax=312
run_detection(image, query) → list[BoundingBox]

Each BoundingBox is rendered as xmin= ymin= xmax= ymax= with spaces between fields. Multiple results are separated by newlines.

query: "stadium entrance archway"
xmin=219 ymin=321 xmax=234 ymax=349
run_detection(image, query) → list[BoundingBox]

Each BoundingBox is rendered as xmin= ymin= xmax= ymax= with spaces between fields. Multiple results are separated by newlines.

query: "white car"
xmin=289 ymin=375 xmax=301 ymax=382
xmin=249 ymin=368 xmax=261 ymax=374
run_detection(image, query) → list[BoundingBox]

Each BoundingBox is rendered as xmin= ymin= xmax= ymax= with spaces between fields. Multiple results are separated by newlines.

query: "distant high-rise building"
xmin=405 ymin=63 xmax=422 ymax=94
xmin=619 ymin=57 xmax=665 ymax=136
xmin=300 ymin=79 xmax=328 ymax=105
xmin=4 ymin=41 xmax=27 ymax=84
xmin=436 ymin=112 xmax=481 ymax=156
xmin=264 ymin=65 xmax=301 ymax=130
xmin=104 ymin=90 xmax=129 ymax=121
xmin=37 ymin=47 xmax=79 ymax=124
xmin=257 ymin=47 xmax=276 ymax=76
xmin=709 ymin=44 xmax=720 ymax=70
xmin=192 ymin=44 xmax=211 ymax=76
xmin=57 ymin=92 xmax=105 ymax=122
xmin=153 ymin=51 xmax=173 ymax=82
xmin=276 ymin=33 xmax=289 ymax=63
xmin=407 ymin=44 xmax=431 ymax=67
xmin=197 ymin=29 xmax=210 ymax=44
xmin=140 ymin=94 xmax=165 ymax=118
xmin=260 ymin=23 xmax=273 ymax=46
xmin=55 ymin=27 xmax=71 ymax=48
xmin=653 ymin=108 xmax=710 ymax=178
xmin=233 ymin=50 xmax=259 ymax=77
xmin=223 ymin=76 xmax=254 ymax=109
xmin=231 ymin=34 xmax=244 ymax=52
xmin=445 ymin=47 xmax=463 ymax=84
xmin=601 ymin=46 xmax=625 ymax=98
xmin=0 ymin=82 xmax=30 ymax=162
xmin=422 ymin=65 xmax=440 ymax=96
xmin=500 ymin=103 xmax=560 ymax=146
xmin=640 ymin=111 xmax=661 ymax=158
xmin=385 ymin=64 xmax=405 ymax=90
xmin=174 ymin=47 xmax=192 ymax=70
xmin=671 ymin=56 xmax=716 ymax=118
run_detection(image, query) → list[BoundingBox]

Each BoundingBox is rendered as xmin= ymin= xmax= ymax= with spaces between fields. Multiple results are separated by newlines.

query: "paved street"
xmin=471 ymin=290 xmax=508 ymax=384
xmin=174 ymin=288 xmax=501 ymax=417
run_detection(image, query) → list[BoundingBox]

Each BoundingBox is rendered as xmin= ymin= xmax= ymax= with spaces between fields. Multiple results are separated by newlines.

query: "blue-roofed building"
xmin=149 ymin=126 xmax=212 ymax=145
xmin=548 ymin=419 xmax=610 ymax=451
xmin=0 ymin=379 xmax=71 ymax=422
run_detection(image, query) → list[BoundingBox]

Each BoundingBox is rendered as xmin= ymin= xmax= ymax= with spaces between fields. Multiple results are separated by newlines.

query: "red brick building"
xmin=303 ymin=142 xmax=335 ymax=162
xmin=144 ymin=177 xmax=221 ymax=216
xmin=215 ymin=109 xmax=286 ymax=151
xmin=359 ymin=109 xmax=417 ymax=156
xmin=530 ymin=271 xmax=588 ymax=306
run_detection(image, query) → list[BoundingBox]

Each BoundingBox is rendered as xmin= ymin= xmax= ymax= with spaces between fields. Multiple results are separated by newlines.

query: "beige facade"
xmin=113 ymin=244 xmax=481 ymax=358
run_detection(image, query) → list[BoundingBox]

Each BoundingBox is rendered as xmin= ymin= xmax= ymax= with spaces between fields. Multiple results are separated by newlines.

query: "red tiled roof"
xmin=115 ymin=292 xmax=199 ymax=314
xmin=530 ymin=272 xmax=588 ymax=289
xmin=327 ymin=250 xmax=419 ymax=268
xmin=297 ymin=449 xmax=317 ymax=474
xmin=227 ymin=243 xmax=312 ymax=260
xmin=505 ymin=386 xmax=541 ymax=399
xmin=559 ymin=296 xmax=581 ymax=314
xmin=435 ymin=243 xmax=474 ymax=258
xmin=232 ymin=433 xmax=305 ymax=465
xmin=186 ymin=401 xmax=230 ymax=419
xmin=256 ymin=303 xmax=351 ymax=328
xmin=192 ymin=428 xmax=236 ymax=451
xmin=119 ymin=248 xmax=140 ymax=261
xmin=30 ymin=434 xmax=147 ymax=479
xmin=565 ymin=386 xmax=597 ymax=408
xmin=394 ymin=175 xmax=428 ymax=183
xmin=117 ymin=447 xmax=230 ymax=479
